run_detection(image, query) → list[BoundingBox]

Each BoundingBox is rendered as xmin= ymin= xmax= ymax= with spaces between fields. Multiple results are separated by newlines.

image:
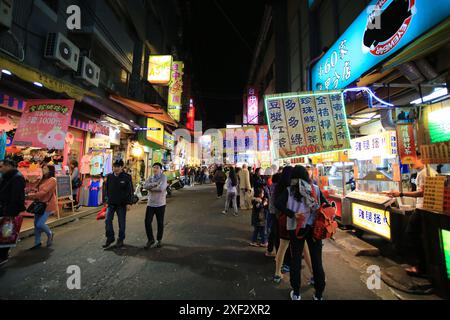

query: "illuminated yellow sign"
xmin=168 ymin=61 xmax=184 ymax=121
xmin=352 ymin=203 xmax=391 ymax=240
xmin=147 ymin=55 xmax=173 ymax=85
xmin=146 ymin=118 xmax=164 ymax=146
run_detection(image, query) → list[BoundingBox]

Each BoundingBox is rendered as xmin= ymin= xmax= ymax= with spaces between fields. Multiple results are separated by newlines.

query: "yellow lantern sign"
xmin=147 ymin=55 xmax=173 ymax=85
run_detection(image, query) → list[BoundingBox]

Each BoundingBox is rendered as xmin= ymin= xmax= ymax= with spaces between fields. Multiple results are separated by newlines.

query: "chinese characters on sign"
xmin=147 ymin=55 xmax=173 ymax=85
xmin=247 ymin=87 xmax=259 ymax=124
xmin=164 ymin=132 xmax=175 ymax=151
xmin=265 ymin=91 xmax=351 ymax=160
xmin=349 ymin=131 xmax=397 ymax=160
xmin=13 ymin=100 xmax=75 ymax=150
xmin=396 ymin=124 xmax=417 ymax=165
xmin=352 ymin=203 xmax=391 ymax=240
xmin=311 ymin=0 xmax=450 ymax=90
xmin=167 ymin=61 xmax=184 ymax=122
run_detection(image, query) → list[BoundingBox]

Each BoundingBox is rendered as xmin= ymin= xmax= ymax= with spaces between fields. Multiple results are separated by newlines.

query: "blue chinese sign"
xmin=312 ymin=0 xmax=450 ymax=91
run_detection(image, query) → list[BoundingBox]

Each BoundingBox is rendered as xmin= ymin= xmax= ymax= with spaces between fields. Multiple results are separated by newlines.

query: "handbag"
xmin=26 ymin=201 xmax=47 ymax=216
xmin=0 ymin=216 xmax=24 ymax=248
xmin=72 ymin=177 xmax=82 ymax=189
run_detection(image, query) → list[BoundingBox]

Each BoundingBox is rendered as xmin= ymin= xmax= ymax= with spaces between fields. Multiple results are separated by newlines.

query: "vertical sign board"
xmin=265 ymin=91 xmax=351 ymax=161
xmin=247 ymin=87 xmax=259 ymax=124
xmin=311 ymin=0 xmax=450 ymax=90
xmin=13 ymin=100 xmax=75 ymax=150
xmin=396 ymin=123 xmax=417 ymax=164
xmin=168 ymin=61 xmax=184 ymax=122
xmin=187 ymin=99 xmax=195 ymax=131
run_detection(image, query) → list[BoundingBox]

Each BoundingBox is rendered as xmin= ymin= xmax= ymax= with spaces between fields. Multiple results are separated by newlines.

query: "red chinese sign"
xmin=396 ymin=123 xmax=417 ymax=164
xmin=13 ymin=100 xmax=75 ymax=150
xmin=187 ymin=99 xmax=195 ymax=131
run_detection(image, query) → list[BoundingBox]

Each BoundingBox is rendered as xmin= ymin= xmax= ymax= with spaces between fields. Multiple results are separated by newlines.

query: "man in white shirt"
xmin=387 ymin=154 xmax=438 ymax=276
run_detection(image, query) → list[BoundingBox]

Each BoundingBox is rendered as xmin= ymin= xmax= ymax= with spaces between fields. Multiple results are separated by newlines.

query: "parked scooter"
xmin=131 ymin=180 xmax=149 ymax=204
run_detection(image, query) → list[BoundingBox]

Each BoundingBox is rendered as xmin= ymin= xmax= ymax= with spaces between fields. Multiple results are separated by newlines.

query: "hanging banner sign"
xmin=349 ymin=131 xmax=397 ymax=160
xmin=311 ymin=0 xmax=450 ymax=90
xmin=396 ymin=123 xmax=417 ymax=164
xmin=164 ymin=132 xmax=175 ymax=150
xmin=265 ymin=91 xmax=351 ymax=160
xmin=247 ymin=87 xmax=259 ymax=125
xmin=167 ymin=61 xmax=184 ymax=122
xmin=13 ymin=100 xmax=74 ymax=150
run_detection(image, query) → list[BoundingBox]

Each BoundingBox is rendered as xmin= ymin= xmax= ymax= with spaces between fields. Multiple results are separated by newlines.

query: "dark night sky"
xmin=189 ymin=0 xmax=266 ymax=129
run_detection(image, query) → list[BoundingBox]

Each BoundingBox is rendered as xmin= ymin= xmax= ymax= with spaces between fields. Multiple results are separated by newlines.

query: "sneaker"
xmin=281 ymin=265 xmax=290 ymax=274
xmin=221 ymin=210 xmax=228 ymax=215
xmin=144 ymin=240 xmax=155 ymax=250
xmin=29 ymin=243 xmax=42 ymax=250
xmin=116 ymin=239 xmax=124 ymax=248
xmin=273 ymin=275 xmax=282 ymax=284
xmin=233 ymin=212 xmax=238 ymax=217
xmin=150 ymin=240 xmax=161 ymax=249
xmin=102 ymin=239 xmax=115 ymax=249
xmin=47 ymin=232 xmax=54 ymax=247
xmin=249 ymin=242 xmax=259 ymax=247
xmin=0 ymin=258 xmax=8 ymax=267
xmin=308 ymin=277 xmax=315 ymax=286
xmin=290 ymin=290 xmax=301 ymax=301
xmin=313 ymin=294 xmax=323 ymax=300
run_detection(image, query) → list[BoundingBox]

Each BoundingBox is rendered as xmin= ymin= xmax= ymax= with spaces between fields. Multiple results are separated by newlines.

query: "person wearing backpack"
xmin=275 ymin=165 xmax=327 ymax=301
xmin=222 ymin=167 xmax=239 ymax=216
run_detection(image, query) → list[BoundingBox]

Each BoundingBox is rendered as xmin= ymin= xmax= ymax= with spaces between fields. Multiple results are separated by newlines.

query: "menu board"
xmin=265 ymin=91 xmax=351 ymax=160
xmin=423 ymin=176 xmax=446 ymax=212
xmin=56 ymin=175 xmax=72 ymax=199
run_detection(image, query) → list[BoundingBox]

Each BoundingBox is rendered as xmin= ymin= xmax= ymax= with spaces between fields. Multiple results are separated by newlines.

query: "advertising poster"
xmin=13 ymin=99 xmax=74 ymax=150
xmin=265 ymin=91 xmax=351 ymax=160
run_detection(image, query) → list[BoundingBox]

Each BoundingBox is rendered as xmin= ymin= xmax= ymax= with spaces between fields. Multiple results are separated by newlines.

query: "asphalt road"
xmin=0 ymin=184 xmax=380 ymax=300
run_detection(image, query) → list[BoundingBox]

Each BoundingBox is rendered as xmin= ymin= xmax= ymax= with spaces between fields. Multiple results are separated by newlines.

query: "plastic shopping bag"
xmin=0 ymin=216 xmax=23 ymax=248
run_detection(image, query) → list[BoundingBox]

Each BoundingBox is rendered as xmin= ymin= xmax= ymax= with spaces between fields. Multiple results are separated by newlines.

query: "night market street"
xmin=1 ymin=184 xmax=383 ymax=300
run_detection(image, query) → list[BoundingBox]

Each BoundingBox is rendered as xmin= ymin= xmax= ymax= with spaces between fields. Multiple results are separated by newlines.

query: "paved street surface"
xmin=0 ymin=185 xmax=381 ymax=300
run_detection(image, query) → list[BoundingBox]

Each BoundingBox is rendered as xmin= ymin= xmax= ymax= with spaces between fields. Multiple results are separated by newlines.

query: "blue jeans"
xmin=105 ymin=205 xmax=127 ymax=241
xmin=252 ymin=226 xmax=266 ymax=243
xmin=34 ymin=211 xmax=52 ymax=246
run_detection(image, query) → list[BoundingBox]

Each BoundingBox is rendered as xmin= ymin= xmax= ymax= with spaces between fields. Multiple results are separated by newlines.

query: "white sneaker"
xmin=221 ymin=211 xmax=228 ymax=215
xmin=290 ymin=290 xmax=301 ymax=301
xmin=313 ymin=294 xmax=323 ymax=300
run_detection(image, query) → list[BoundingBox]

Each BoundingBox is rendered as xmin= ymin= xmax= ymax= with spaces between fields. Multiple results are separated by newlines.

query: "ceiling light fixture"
xmin=410 ymin=88 xmax=448 ymax=105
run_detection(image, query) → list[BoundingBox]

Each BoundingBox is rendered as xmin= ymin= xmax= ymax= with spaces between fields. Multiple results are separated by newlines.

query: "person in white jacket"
xmin=222 ymin=167 xmax=239 ymax=216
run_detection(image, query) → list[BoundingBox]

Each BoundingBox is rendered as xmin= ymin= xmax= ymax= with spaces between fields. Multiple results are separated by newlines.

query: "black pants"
xmin=289 ymin=230 xmax=326 ymax=298
xmin=0 ymin=248 xmax=9 ymax=261
xmin=267 ymin=215 xmax=280 ymax=253
xmin=105 ymin=205 xmax=127 ymax=241
xmin=145 ymin=206 xmax=166 ymax=242
xmin=405 ymin=211 xmax=426 ymax=272
xmin=216 ymin=182 xmax=224 ymax=197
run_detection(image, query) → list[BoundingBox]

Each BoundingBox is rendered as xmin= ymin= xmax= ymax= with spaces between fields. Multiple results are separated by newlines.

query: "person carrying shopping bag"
xmin=26 ymin=164 xmax=57 ymax=250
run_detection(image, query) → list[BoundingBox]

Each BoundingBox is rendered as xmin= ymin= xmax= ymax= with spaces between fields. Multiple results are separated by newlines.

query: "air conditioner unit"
xmin=44 ymin=32 xmax=80 ymax=71
xmin=76 ymin=56 xmax=100 ymax=87
xmin=0 ymin=0 xmax=13 ymax=30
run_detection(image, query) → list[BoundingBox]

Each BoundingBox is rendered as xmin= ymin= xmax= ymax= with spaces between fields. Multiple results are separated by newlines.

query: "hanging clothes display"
xmin=78 ymin=176 xmax=103 ymax=207
xmin=103 ymin=151 xmax=113 ymax=176
xmin=87 ymin=179 xmax=101 ymax=207
xmin=90 ymin=154 xmax=104 ymax=175
xmin=80 ymin=154 xmax=92 ymax=175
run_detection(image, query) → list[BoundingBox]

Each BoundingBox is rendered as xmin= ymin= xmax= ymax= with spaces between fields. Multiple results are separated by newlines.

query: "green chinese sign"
xmin=442 ymin=229 xmax=450 ymax=280
xmin=429 ymin=108 xmax=450 ymax=144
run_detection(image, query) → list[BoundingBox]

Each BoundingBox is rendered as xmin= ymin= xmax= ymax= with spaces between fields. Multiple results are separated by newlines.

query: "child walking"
xmin=249 ymin=189 xmax=267 ymax=247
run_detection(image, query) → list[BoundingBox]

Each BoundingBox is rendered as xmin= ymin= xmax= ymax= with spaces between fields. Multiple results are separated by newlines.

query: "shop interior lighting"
xmin=410 ymin=87 xmax=448 ymax=105
xmin=344 ymin=87 xmax=394 ymax=107
xmin=1 ymin=69 xmax=12 ymax=75
xmin=33 ymin=82 xmax=43 ymax=87
xmin=349 ymin=112 xmax=380 ymax=126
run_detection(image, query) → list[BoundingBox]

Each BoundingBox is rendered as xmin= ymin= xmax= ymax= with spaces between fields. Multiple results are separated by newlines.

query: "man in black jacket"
xmin=102 ymin=160 xmax=133 ymax=249
xmin=0 ymin=159 xmax=26 ymax=266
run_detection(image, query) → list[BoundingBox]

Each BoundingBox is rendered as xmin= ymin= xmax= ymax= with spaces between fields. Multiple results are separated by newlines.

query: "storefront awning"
xmin=109 ymin=95 xmax=178 ymax=127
